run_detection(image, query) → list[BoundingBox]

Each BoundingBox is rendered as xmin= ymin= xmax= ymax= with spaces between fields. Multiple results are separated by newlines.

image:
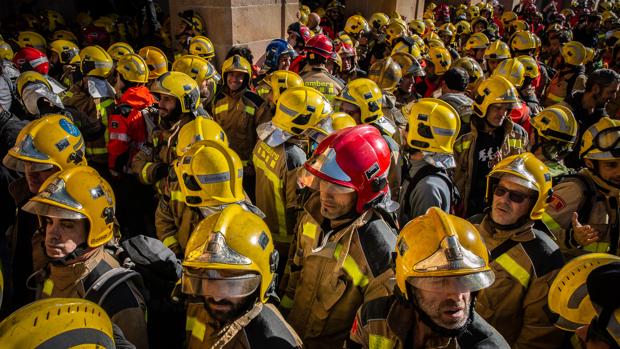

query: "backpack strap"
xmin=403 ymin=164 xmax=456 ymax=216
xmin=83 ymin=261 xmax=142 ymax=306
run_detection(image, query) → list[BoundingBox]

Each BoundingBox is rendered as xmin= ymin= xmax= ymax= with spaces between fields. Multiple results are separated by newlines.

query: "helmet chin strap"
xmin=49 ymin=242 xmax=91 ymax=266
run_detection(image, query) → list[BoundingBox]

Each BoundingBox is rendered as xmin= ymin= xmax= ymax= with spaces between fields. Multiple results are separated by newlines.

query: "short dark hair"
xmin=226 ymin=46 xmax=254 ymax=64
xmin=443 ymin=67 xmax=469 ymax=92
xmin=586 ymin=69 xmax=620 ymax=91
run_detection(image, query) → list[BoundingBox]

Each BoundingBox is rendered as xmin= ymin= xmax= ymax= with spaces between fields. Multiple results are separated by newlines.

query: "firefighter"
xmin=130 ymin=71 xmax=200 ymax=195
xmin=181 ymin=204 xmax=303 ymax=349
xmin=171 ymin=54 xmax=221 ymax=112
xmin=2 ymin=114 xmax=86 ymax=312
xmin=213 ymin=54 xmax=272 ymax=202
xmin=454 ymin=75 xmax=528 ymax=217
xmin=399 ymin=98 xmax=460 ymax=224
xmin=301 ymin=34 xmax=345 ymax=103
xmin=22 ymin=166 xmax=148 ymax=348
xmin=473 ymin=153 xmax=565 ymax=347
xmin=348 ymin=207 xmax=509 ymax=349
xmin=281 ymin=125 xmax=398 ymax=349
xmin=253 ymin=86 xmax=332 ymax=275
xmin=62 ymin=45 xmax=115 ymax=176
xmin=543 ymin=117 xmax=620 ymax=258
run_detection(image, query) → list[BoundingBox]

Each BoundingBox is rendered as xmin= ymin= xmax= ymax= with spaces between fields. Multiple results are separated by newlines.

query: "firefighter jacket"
xmin=543 ymin=66 xmax=587 ymax=107
xmin=474 ymin=215 xmax=565 ymax=348
xmin=213 ymin=89 xmax=272 ymax=164
xmin=281 ymin=192 xmax=397 ymax=349
xmin=63 ymin=79 xmax=115 ymax=166
xmin=301 ymin=64 xmax=345 ymax=104
xmin=35 ymin=247 xmax=149 ymax=349
xmin=130 ymin=113 xmax=194 ymax=192
xmin=185 ymin=301 xmax=303 ymax=349
xmin=382 ymin=92 xmax=407 ymax=139
xmin=253 ymin=138 xmax=307 ymax=245
xmin=347 ymin=293 xmax=510 ymax=349
xmin=542 ymin=168 xmax=620 ymax=257
xmin=393 ymin=87 xmax=419 ymax=109
xmin=108 ymin=86 xmax=156 ymax=174
xmin=453 ymin=120 xmax=528 ymax=216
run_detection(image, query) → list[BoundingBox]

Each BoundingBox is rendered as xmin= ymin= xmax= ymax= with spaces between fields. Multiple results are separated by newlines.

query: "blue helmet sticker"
xmin=59 ymin=118 xmax=80 ymax=137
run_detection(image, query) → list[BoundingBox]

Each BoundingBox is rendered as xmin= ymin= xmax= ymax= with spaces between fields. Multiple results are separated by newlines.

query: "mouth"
xmin=443 ymin=307 xmax=465 ymax=320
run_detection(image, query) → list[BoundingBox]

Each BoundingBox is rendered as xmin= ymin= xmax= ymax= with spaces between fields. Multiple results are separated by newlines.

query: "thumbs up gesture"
xmin=571 ymin=212 xmax=600 ymax=247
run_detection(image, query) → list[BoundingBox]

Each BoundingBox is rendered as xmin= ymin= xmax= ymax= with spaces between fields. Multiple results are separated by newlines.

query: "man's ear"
xmin=592 ymin=84 xmax=601 ymax=95
xmin=584 ymin=158 xmax=595 ymax=170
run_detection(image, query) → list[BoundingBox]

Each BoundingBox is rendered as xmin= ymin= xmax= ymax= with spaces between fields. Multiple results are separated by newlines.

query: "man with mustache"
xmin=473 ymin=153 xmax=565 ymax=348
xmin=347 ymin=207 xmax=509 ymax=348
xmin=543 ymin=117 xmax=620 ymax=258
xmin=281 ymin=125 xmax=398 ymax=349
xmin=181 ymin=204 xmax=302 ymax=349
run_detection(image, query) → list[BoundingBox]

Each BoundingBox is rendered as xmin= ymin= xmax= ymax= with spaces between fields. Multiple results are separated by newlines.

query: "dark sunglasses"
xmin=493 ymin=185 xmax=533 ymax=203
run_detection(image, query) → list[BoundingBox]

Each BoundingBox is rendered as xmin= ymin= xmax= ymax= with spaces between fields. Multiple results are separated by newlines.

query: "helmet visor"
xmin=257 ymin=121 xmax=293 ymax=147
xmin=298 ymin=169 xmax=355 ymax=193
xmin=305 ymin=147 xmax=353 ymax=183
xmin=21 ymin=200 xmax=87 ymax=220
xmin=22 ymin=176 xmax=84 ymax=213
xmin=182 ymin=269 xmax=261 ymax=298
xmin=2 ymin=154 xmax=54 ymax=172
xmin=407 ymin=271 xmax=495 ymax=293
xmin=303 ymin=117 xmax=334 ymax=143
xmin=594 ymin=126 xmax=620 ymax=152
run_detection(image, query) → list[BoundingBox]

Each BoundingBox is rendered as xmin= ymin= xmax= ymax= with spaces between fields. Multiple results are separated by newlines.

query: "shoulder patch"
xmin=548 ymin=194 xmax=566 ymax=211
xmin=360 ymin=295 xmax=395 ymax=326
xmin=245 ymin=305 xmax=301 ymax=348
xmin=357 ymin=219 xmax=397 ymax=277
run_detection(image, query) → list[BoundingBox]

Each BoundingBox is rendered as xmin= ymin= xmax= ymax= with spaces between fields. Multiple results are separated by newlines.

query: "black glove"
xmin=153 ymin=164 xmax=170 ymax=182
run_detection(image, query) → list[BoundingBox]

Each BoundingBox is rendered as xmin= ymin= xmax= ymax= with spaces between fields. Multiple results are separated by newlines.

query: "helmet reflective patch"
xmin=59 ymin=118 xmax=80 ymax=137
xmin=364 ymin=162 xmax=380 ymax=180
xmin=102 ymin=206 xmax=114 ymax=224
xmin=55 ymin=138 xmax=69 ymax=152
xmin=90 ymin=185 xmax=105 ymax=199
xmin=258 ymin=231 xmax=270 ymax=250
xmin=398 ymin=238 xmax=409 ymax=257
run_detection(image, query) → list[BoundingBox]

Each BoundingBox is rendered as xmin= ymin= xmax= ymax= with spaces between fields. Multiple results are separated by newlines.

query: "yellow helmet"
xmin=174 ymin=140 xmax=244 ymax=207
xmin=116 ymin=53 xmax=149 ymax=84
xmin=406 ymin=98 xmax=461 ymax=154
xmin=23 ymin=166 xmax=115 ymax=248
xmin=172 ymin=54 xmax=214 ymax=86
xmin=335 ymin=78 xmax=384 ymax=124
xmin=510 ymin=30 xmax=538 ymax=52
xmin=411 ymin=35 xmax=428 ymax=55
xmin=138 ymin=46 xmax=169 ymax=80
xmin=189 ymin=36 xmax=215 ymax=59
xmin=472 ymin=75 xmax=520 ymax=117
xmin=264 ymin=70 xmax=304 ymax=103
xmin=580 ymin=117 xmax=620 ymax=160
xmin=427 ymin=46 xmax=452 ymax=76
xmin=331 ymin=112 xmax=357 ymax=130
xmin=369 ymin=12 xmax=390 ymax=30
xmin=0 ymin=298 xmax=114 ymax=348
xmin=509 ymin=20 xmax=529 ymax=33
xmin=300 ymin=5 xmax=311 ymax=16
xmin=222 ymin=54 xmax=252 ymax=78
xmin=3 ymin=114 xmax=86 ymax=172
xmin=561 ymin=41 xmax=587 ymax=66
xmin=16 ymin=31 xmax=46 ymax=51
xmin=424 ymin=18 xmax=436 ymax=31
xmin=452 ymin=57 xmax=484 ymax=87
xmin=465 ymin=32 xmax=490 ymax=50
xmin=44 ymin=10 xmax=64 ymax=32
xmin=484 ymin=40 xmax=511 ymax=60
xmin=368 ymin=56 xmax=402 ymax=91
xmin=15 ymin=70 xmax=51 ymax=98
xmin=51 ymin=30 xmax=79 ymax=43
xmin=179 ymin=11 xmax=205 ymax=34
xmin=49 ymin=39 xmax=80 ymax=64
xmin=107 ymin=42 xmax=134 ymax=61
xmin=455 ymin=20 xmax=471 ymax=36
xmin=468 ymin=6 xmax=480 ymax=19
xmin=390 ymin=52 xmax=426 ymax=77
xmin=269 ymin=86 xmax=331 ymax=139
xmin=585 ymin=47 xmax=596 ymax=64
xmin=548 ymin=253 xmax=620 ymax=331
xmin=182 ymin=204 xmax=278 ymax=303
xmin=501 ymin=11 xmax=518 ymax=26
xmin=492 ymin=58 xmax=525 ymax=88
xmin=516 ymin=55 xmax=540 ymax=79
xmin=176 ymin=117 xmax=228 ymax=156
xmin=391 ymin=39 xmax=423 ymax=61
xmin=93 ymin=16 xmax=115 ymax=33
xmin=408 ymin=19 xmax=426 ymax=36
xmin=396 ymin=207 xmax=495 ymax=300
xmin=486 ymin=153 xmax=552 ymax=220
xmin=79 ymin=45 xmax=114 ymax=78
xmin=426 ymin=36 xmax=445 ymax=49
xmin=344 ymin=15 xmax=369 ymax=36
xmin=386 ymin=21 xmax=407 ymax=46
xmin=0 ymin=41 xmax=13 ymax=60
xmin=150 ymin=71 xmax=201 ymax=114
xmin=531 ymin=105 xmax=578 ymax=146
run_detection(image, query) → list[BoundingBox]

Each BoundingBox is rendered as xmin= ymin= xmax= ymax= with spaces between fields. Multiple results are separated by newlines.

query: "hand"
xmin=571 ymin=212 xmax=600 ymax=247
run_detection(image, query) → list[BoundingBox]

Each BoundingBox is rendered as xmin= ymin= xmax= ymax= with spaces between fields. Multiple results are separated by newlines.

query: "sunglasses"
xmin=493 ymin=185 xmax=533 ymax=203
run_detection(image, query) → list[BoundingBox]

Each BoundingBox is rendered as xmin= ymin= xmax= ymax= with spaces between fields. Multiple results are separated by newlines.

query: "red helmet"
xmin=82 ymin=25 xmax=110 ymax=48
xmin=287 ymin=23 xmax=312 ymax=46
xmin=304 ymin=125 xmax=391 ymax=213
xmin=13 ymin=47 xmax=49 ymax=74
xmin=305 ymin=34 xmax=334 ymax=60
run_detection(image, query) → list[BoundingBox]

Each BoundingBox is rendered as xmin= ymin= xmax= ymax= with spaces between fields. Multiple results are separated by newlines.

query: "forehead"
xmin=498 ymin=175 xmax=531 ymax=190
